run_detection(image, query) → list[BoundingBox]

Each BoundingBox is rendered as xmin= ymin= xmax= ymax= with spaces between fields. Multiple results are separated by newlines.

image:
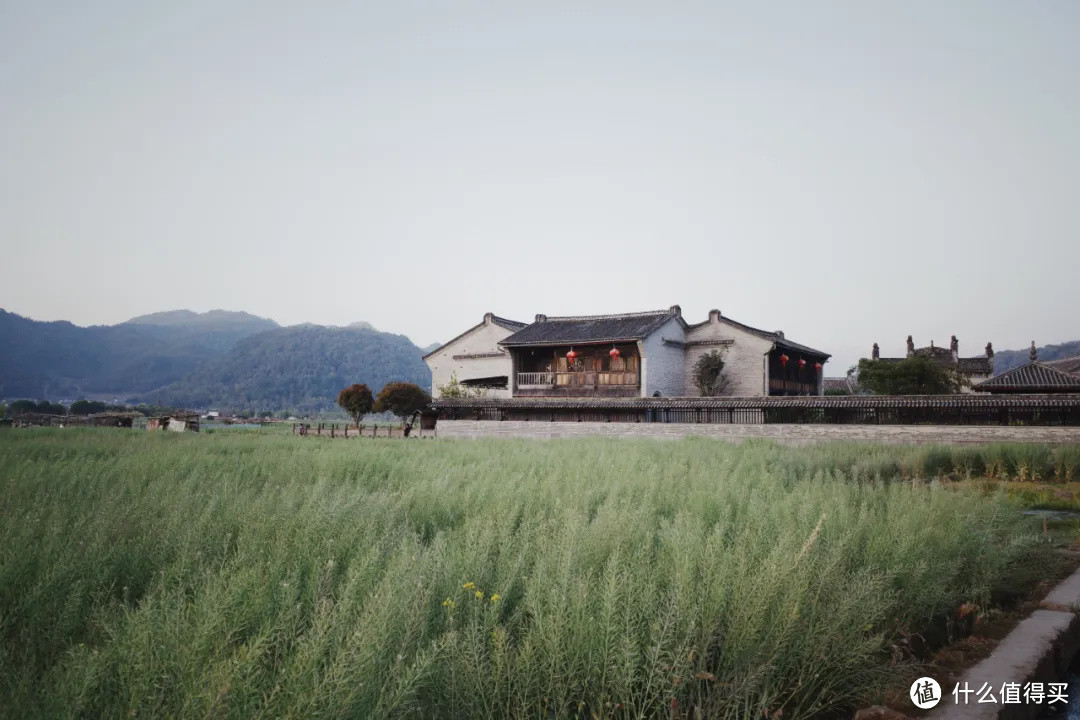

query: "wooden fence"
xmin=291 ymin=423 xmax=434 ymax=439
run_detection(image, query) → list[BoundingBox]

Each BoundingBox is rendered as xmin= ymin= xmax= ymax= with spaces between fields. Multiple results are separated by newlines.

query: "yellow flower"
xmin=475 ymin=590 xmax=484 ymax=600
xmin=490 ymin=593 xmax=500 ymax=603
xmin=462 ymin=581 xmax=475 ymax=590
xmin=442 ymin=597 xmax=455 ymax=608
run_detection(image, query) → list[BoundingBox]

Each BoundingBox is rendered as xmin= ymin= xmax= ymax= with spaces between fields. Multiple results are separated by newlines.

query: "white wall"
xmin=424 ymin=316 xmax=517 ymax=399
xmin=639 ymin=316 xmax=686 ymax=397
xmin=683 ymin=314 xmax=774 ymax=397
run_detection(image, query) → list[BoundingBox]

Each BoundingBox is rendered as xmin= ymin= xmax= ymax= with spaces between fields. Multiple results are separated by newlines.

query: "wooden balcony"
xmin=769 ymin=378 xmax=818 ymax=395
xmin=516 ymin=371 xmax=640 ymax=397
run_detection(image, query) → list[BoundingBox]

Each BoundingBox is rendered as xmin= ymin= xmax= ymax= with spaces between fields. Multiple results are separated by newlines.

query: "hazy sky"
xmin=2 ymin=1 xmax=1077 ymax=370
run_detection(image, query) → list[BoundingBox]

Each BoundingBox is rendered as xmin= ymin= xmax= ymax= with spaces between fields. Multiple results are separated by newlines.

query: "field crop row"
xmin=0 ymin=430 xmax=1063 ymax=719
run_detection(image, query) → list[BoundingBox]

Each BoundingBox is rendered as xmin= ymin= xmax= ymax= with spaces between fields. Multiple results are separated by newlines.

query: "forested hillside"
xmin=0 ymin=309 xmax=277 ymax=399
xmin=146 ymin=325 xmax=431 ymax=413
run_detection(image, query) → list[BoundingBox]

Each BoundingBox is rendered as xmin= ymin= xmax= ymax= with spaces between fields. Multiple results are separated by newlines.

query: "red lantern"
xmin=609 ymin=346 xmax=620 ymax=359
xmin=798 ymin=359 xmax=806 ymax=370
xmin=780 ymin=354 xmax=789 ymax=367
xmin=566 ymin=348 xmax=578 ymax=361
xmin=814 ymin=362 xmax=822 ymax=372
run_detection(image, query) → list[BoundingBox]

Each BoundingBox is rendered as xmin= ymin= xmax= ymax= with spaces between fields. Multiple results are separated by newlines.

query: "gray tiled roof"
xmin=1045 ymin=356 xmax=1080 ymax=376
xmin=823 ymin=377 xmax=853 ymax=392
xmin=957 ymin=357 xmax=993 ymax=374
xmin=714 ymin=316 xmax=830 ymax=359
xmin=974 ymin=362 xmax=1080 ymax=392
xmin=499 ymin=310 xmax=675 ymax=347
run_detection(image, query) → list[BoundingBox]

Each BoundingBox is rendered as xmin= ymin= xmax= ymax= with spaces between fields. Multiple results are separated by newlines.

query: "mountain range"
xmin=0 ymin=309 xmax=433 ymax=413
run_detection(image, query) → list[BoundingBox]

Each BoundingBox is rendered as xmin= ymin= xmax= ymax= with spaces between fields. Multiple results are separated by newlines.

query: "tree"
xmin=692 ymin=350 xmax=732 ymax=396
xmin=436 ymin=372 xmax=483 ymax=399
xmin=373 ymin=382 xmax=431 ymax=418
xmin=70 ymin=400 xmax=107 ymax=416
xmin=337 ymin=384 xmax=374 ymax=425
xmin=0 ymin=402 xmax=6 ymax=419
xmin=10 ymin=400 xmax=37 ymax=416
xmin=857 ymin=356 xmax=966 ymax=395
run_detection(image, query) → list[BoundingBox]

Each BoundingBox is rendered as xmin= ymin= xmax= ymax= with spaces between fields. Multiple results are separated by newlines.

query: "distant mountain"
xmin=347 ymin=321 xmax=376 ymax=331
xmin=147 ymin=325 xmax=431 ymax=413
xmin=126 ymin=309 xmax=278 ymax=333
xmin=993 ymin=340 xmax=1080 ymax=375
xmin=0 ymin=309 xmax=277 ymax=400
xmin=421 ymin=342 xmax=442 ymax=355
xmin=1 ymin=308 xmax=433 ymax=412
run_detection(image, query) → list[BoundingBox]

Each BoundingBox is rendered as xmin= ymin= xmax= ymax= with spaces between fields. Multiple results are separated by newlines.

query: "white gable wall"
xmin=683 ymin=314 xmax=774 ymax=397
xmin=639 ymin=316 xmax=686 ymax=397
xmin=424 ymin=315 xmax=517 ymax=398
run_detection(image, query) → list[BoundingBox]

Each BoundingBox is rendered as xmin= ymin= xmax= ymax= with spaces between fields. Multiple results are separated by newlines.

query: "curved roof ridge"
xmin=543 ymin=309 xmax=670 ymax=322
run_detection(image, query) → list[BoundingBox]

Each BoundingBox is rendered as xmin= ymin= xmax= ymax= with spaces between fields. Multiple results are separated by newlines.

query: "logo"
xmin=911 ymin=677 xmax=942 ymax=709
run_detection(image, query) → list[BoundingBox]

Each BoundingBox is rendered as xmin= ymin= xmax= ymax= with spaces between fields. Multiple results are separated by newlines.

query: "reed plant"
xmin=0 ymin=430 xmax=1065 ymax=719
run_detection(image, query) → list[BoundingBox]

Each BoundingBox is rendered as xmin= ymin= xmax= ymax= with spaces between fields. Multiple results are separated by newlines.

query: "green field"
xmin=0 ymin=430 xmax=1073 ymax=719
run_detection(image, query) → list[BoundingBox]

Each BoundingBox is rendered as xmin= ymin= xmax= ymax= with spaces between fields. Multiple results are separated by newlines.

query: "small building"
xmin=426 ymin=306 xmax=830 ymax=398
xmin=974 ymin=344 xmax=1080 ymax=394
xmin=146 ymin=412 xmax=200 ymax=432
xmin=869 ymin=335 xmax=994 ymax=391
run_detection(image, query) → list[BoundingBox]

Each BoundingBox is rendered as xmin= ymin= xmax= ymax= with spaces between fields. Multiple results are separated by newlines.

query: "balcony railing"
xmin=769 ymin=378 xmax=817 ymax=393
xmin=518 ymin=371 xmax=639 ymax=388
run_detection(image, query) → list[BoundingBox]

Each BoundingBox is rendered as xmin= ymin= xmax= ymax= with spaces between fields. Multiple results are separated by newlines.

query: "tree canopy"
xmin=373 ymin=382 xmax=431 ymax=418
xmin=692 ymin=350 xmax=732 ymax=396
xmin=857 ymin=357 xmax=966 ymax=395
xmin=337 ymin=384 xmax=374 ymax=425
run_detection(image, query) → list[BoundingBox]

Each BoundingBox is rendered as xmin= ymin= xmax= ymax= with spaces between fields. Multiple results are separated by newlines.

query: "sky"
xmin=2 ymin=1 xmax=1078 ymax=371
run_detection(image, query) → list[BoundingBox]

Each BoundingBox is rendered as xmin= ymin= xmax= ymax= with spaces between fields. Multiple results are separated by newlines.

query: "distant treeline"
xmin=1 ymin=399 xmax=177 ymax=418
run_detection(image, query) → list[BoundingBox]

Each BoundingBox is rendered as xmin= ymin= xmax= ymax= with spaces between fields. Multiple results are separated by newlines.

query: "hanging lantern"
xmin=814 ymin=362 xmax=822 ymax=372
xmin=780 ymin=354 xmax=789 ymax=367
xmin=798 ymin=359 xmax=806 ymax=370
xmin=566 ymin=348 xmax=578 ymax=361
xmin=609 ymin=346 xmax=620 ymax=359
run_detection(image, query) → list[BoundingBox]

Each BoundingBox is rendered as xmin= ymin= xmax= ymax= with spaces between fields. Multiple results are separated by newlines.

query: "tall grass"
xmin=0 ymin=430 xmax=1060 ymax=719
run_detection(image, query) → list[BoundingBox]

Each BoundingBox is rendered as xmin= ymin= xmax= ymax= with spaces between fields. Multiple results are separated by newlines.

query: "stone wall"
xmin=436 ymin=420 xmax=1080 ymax=445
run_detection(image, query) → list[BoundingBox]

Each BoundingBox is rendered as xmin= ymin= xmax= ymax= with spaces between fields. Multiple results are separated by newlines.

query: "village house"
xmin=424 ymin=306 xmax=830 ymax=398
xmin=869 ymin=335 xmax=994 ymax=391
xmin=973 ymin=345 xmax=1080 ymax=394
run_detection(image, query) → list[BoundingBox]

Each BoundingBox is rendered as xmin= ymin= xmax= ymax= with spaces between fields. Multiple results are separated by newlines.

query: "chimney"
xmin=906 ymin=335 xmax=915 ymax=357
xmin=950 ymin=335 xmax=959 ymax=362
xmin=534 ymin=314 xmax=547 ymax=323
xmin=872 ymin=342 xmax=880 ymax=360
xmin=1030 ymin=341 xmax=1037 ymax=362
xmin=668 ymin=304 xmax=682 ymax=317
xmin=708 ymin=309 xmax=722 ymax=323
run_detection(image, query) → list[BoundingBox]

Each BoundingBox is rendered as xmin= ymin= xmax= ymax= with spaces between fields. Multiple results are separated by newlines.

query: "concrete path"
xmin=927 ymin=567 xmax=1080 ymax=720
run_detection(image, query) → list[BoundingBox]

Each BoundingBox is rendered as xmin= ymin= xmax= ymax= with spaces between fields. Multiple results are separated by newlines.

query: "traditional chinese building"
xmin=973 ymin=344 xmax=1080 ymax=394
xmin=424 ymin=306 xmax=830 ymax=398
xmin=869 ymin=335 xmax=994 ymax=391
